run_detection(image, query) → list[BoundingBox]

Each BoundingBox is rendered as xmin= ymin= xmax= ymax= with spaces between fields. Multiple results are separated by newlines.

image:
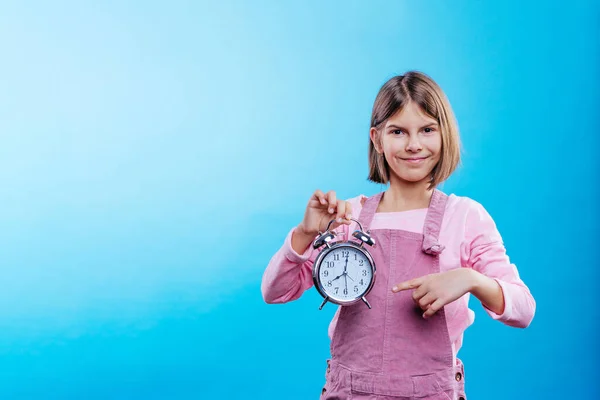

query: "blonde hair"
xmin=368 ymin=71 xmax=461 ymax=189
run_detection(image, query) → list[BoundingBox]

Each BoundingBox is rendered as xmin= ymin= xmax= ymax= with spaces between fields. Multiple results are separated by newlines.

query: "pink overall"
xmin=321 ymin=190 xmax=467 ymax=400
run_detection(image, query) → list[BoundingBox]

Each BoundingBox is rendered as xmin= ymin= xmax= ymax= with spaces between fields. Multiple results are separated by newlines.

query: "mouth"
xmin=399 ymin=156 xmax=429 ymax=164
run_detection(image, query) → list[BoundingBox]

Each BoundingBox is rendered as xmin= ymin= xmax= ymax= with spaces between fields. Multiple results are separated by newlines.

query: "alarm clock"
xmin=312 ymin=218 xmax=376 ymax=310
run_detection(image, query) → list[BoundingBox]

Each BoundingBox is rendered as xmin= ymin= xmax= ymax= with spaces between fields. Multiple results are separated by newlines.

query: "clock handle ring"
xmin=324 ymin=218 xmax=365 ymax=233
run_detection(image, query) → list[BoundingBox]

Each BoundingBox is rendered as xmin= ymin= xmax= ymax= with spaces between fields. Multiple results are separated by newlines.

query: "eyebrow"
xmin=387 ymin=123 xmax=438 ymax=130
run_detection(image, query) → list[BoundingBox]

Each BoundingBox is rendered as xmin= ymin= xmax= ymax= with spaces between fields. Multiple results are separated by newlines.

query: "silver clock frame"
xmin=312 ymin=218 xmax=376 ymax=310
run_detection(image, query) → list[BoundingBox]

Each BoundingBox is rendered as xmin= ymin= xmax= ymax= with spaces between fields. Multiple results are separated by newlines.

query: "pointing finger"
xmin=392 ymin=277 xmax=425 ymax=293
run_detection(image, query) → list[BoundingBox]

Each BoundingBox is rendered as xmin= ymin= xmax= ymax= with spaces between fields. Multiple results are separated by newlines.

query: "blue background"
xmin=0 ymin=1 xmax=598 ymax=398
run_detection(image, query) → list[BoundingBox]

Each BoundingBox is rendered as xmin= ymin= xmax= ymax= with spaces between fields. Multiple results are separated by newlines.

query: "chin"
xmin=404 ymin=177 xmax=429 ymax=184
xmin=391 ymin=170 xmax=431 ymax=184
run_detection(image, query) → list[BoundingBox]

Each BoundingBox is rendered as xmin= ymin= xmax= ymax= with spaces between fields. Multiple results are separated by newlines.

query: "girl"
xmin=261 ymin=71 xmax=536 ymax=400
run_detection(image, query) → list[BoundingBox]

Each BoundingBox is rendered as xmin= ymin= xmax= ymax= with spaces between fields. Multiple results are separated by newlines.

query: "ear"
xmin=370 ymin=127 xmax=382 ymax=153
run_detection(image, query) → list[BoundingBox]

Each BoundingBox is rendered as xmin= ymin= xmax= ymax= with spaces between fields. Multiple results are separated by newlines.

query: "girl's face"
xmin=370 ymin=101 xmax=442 ymax=186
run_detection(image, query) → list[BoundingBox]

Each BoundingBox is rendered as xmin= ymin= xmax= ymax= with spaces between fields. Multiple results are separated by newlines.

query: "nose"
xmin=406 ymin=134 xmax=422 ymax=152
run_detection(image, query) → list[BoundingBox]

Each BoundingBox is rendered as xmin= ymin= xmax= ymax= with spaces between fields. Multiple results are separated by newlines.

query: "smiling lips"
xmin=400 ymin=156 xmax=429 ymax=164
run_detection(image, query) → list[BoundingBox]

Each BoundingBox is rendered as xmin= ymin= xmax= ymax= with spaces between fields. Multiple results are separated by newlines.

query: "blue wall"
xmin=0 ymin=1 xmax=598 ymax=398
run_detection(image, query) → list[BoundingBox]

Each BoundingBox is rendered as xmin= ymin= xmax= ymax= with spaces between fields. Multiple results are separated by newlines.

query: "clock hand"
xmin=342 ymin=254 xmax=354 ymax=281
xmin=344 ymin=273 xmax=348 ymax=293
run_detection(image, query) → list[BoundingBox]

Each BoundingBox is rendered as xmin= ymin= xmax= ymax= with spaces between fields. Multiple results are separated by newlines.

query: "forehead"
xmin=385 ymin=101 xmax=437 ymax=127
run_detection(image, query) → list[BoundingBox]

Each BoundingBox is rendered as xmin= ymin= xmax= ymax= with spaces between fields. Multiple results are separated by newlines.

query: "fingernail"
xmin=346 ymin=214 xmax=352 ymax=219
xmin=392 ymin=286 xmax=398 ymax=292
xmin=329 ymin=208 xmax=334 ymax=214
xmin=336 ymin=218 xmax=342 ymax=223
xmin=321 ymin=199 xmax=327 ymax=204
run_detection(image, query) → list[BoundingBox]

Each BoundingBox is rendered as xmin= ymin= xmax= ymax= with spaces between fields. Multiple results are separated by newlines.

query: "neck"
xmin=379 ymin=176 xmax=434 ymax=212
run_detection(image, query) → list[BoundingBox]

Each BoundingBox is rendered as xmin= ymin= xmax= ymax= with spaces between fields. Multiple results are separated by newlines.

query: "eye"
xmin=423 ymin=127 xmax=436 ymax=134
xmin=391 ymin=129 xmax=404 ymax=135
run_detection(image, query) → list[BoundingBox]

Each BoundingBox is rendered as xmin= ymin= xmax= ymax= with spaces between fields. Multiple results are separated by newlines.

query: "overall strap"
xmin=356 ymin=192 xmax=383 ymax=232
xmin=422 ymin=189 xmax=449 ymax=255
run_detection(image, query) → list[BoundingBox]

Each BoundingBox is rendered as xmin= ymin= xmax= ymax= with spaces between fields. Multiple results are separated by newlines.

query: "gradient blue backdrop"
xmin=0 ymin=1 xmax=598 ymax=399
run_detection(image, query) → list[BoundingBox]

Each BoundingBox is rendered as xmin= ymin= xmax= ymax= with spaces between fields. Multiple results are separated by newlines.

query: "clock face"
xmin=317 ymin=245 xmax=374 ymax=302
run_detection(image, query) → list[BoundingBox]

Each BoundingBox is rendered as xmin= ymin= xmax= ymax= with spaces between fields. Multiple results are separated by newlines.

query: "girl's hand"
xmin=297 ymin=189 xmax=353 ymax=237
xmin=392 ymin=268 xmax=477 ymax=318
xmin=291 ymin=190 xmax=353 ymax=255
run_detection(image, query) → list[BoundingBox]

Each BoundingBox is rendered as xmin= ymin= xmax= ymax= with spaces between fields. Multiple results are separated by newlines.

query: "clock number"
xmin=326 ymin=261 xmax=335 ymax=268
xmin=343 ymin=288 xmax=348 ymax=295
xmin=334 ymin=287 xmax=339 ymax=294
xmin=353 ymin=286 xmax=359 ymax=293
xmin=354 ymin=253 xmax=357 ymax=260
xmin=333 ymin=254 xmax=340 ymax=261
xmin=359 ymin=279 xmax=364 ymax=285
xmin=359 ymin=260 xmax=364 ymax=266
xmin=327 ymin=280 xmax=332 ymax=287
xmin=323 ymin=270 xmax=328 ymax=277
xmin=362 ymin=270 xmax=367 ymax=276
xmin=342 ymin=250 xmax=349 ymax=257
